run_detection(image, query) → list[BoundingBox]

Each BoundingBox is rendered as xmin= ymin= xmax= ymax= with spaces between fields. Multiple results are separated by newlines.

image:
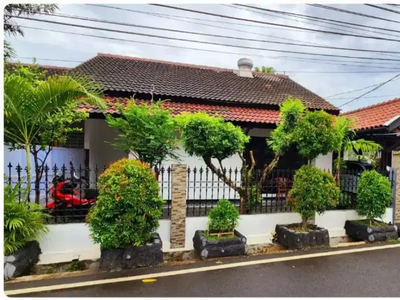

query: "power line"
xmin=21 ymin=25 xmax=400 ymax=71
xmin=86 ymin=4 xmax=311 ymax=34
xmin=308 ymin=4 xmax=400 ymax=24
xmin=329 ymin=93 xmax=400 ymax=100
xmin=16 ymin=16 xmax=400 ymax=62
xmin=338 ymin=73 xmax=400 ymax=108
xmin=233 ymin=4 xmax=400 ymax=37
xmin=150 ymin=4 xmax=400 ymax=43
xmin=13 ymin=56 xmax=400 ymax=74
xmin=364 ymin=4 xmax=400 ymax=15
xmin=36 ymin=12 xmax=400 ymax=55
xmin=325 ymin=83 xmax=383 ymax=98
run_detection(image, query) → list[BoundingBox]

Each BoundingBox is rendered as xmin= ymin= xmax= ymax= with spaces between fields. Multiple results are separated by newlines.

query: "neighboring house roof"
xmin=7 ymin=62 xmax=71 ymax=76
xmin=342 ymin=98 xmax=400 ymax=131
xmin=78 ymin=97 xmax=280 ymax=125
xmin=73 ymin=53 xmax=338 ymax=112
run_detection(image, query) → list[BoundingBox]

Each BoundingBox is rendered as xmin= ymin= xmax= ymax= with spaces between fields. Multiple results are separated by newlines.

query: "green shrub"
xmin=293 ymin=111 xmax=339 ymax=162
xmin=4 ymin=183 xmax=48 ymax=256
xmin=356 ymin=170 xmax=392 ymax=222
xmin=208 ymin=200 xmax=240 ymax=233
xmin=86 ymin=158 xmax=164 ymax=249
xmin=288 ymin=165 xmax=339 ymax=228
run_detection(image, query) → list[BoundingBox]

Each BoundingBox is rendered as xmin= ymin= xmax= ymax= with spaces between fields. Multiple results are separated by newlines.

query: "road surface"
xmin=6 ymin=245 xmax=400 ymax=297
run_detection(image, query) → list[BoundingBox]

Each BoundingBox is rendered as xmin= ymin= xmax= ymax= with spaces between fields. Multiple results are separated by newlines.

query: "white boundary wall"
xmin=38 ymin=208 xmax=393 ymax=265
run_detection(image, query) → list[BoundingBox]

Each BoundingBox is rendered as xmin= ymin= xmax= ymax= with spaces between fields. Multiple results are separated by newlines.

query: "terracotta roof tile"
xmin=73 ymin=53 xmax=338 ymax=111
xmin=342 ymin=98 xmax=400 ymax=130
xmin=78 ymin=97 xmax=280 ymax=124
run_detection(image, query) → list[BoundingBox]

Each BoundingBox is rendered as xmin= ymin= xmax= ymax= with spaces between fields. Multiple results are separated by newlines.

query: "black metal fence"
xmin=5 ymin=162 xmax=396 ymax=224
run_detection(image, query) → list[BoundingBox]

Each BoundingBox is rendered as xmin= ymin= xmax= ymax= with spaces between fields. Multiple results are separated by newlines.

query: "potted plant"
xmin=345 ymin=170 xmax=398 ymax=242
xmin=193 ymin=200 xmax=248 ymax=259
xmin=4 ymin=183 xmax=48 ymax=280
xmin=276 ymin=165 xmax=339 ymax=250
xmin=86 ymin=158 xmax=165 ymax=272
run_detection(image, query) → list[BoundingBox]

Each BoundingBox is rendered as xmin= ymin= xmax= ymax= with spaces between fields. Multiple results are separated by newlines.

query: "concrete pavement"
xmin=5 ymin=244 xmax=400 ymax=297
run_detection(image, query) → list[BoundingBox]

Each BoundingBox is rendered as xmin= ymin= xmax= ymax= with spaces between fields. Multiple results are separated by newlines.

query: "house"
xmin=7 ymin=54 xmax=339 ymax=185
xmin=342 ymin=98 xmax=400 ymax=170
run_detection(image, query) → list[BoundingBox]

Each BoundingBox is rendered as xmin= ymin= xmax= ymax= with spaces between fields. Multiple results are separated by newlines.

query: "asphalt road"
xmin=9 ymin=247 xmax=400 ymax=297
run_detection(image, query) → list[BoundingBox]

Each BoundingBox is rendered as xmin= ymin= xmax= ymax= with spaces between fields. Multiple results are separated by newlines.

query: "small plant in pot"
xmin=193 ymin=200 xmax=248 ymax=259
xmin=86 ymin=158 xmax=165 ymax=272
xmin=275 ymin=165 xmax=339 ymax=250
xmin=345 ymin=170 xmax=398 ymax=242
xmin=4 ymin=183 xmax=48 ymax=280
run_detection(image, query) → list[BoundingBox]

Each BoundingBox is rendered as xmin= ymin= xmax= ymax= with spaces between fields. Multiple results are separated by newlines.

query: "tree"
xmin=356 ymin=170 xmax=392 ymax=225
xmin=333 ymin=116 xmax=382 ymax=182
xmin=289 ymin=165 xmax=339 ymax=228
xmin=293 ymin=110 xmax=339 ymax=164
xmin=4 ymin=69 xmax=105 ymax=201
xmin=4 ymin=4 xmax=58 ymax=60
xmin=254 ymin=66 xmax=276 ymax=74
xmin=179 ymin=98 xmax=305 ymax=213
xmin=106 ymin=100 xmax=180 ymax=176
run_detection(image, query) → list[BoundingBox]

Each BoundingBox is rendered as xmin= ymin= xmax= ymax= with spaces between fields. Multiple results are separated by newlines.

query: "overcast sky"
xmin=7 ymin=3 xmax=400 ymax=112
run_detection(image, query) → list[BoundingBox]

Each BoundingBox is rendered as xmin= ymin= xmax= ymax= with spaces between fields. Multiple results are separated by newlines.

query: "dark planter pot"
xmin=193 ymin=230 xmax=248 ymax=259
xmin=99 ymin=233 xmax=163 ymax=272
xmin=344 ymin=220 xmax=399 ymax=242
xmin=4 ymin=241 xmax=41 ymax=280
xmin=396 ymin=223 xmax=400 ymax=237
xmin=275 ymin=224 xmax=330 ymax=250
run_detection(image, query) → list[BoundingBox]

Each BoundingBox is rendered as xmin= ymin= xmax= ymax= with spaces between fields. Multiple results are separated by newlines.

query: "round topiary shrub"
xmin=208 ymin=200 xmax=240 ymax=233
xmin=86 ymin=158 xmax=164 ymax=249
xmin=356 ymin=170 xmax=392 ymax=223
xmin=288 ymin=165 xmax=339 ymax=229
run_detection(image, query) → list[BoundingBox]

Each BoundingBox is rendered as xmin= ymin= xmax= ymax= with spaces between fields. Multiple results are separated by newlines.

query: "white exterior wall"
xmin=38 ymin=208 xmax=394 ymax=264
xmin=84 ymin=119 xmax=127 ymax=184
xmin=314 ymin=152 xmax=333 ymax=172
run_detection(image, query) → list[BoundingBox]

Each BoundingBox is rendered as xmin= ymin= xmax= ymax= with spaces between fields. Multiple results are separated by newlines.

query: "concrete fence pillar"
xmin=170 ymin=164 xmax=187 ymax=249
xmin=395 ymin=169 xmax=400 ymax=224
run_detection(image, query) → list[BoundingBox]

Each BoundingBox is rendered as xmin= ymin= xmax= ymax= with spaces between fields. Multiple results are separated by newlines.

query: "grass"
xmin=355 ymin=219 xmax=388 ymax=227
xmin=204 ymin=233 xmax=235 ymax=241
xmin=387 ymin=238 xmax=400 ymax=243
xmin=287 ymin=224 xmax=318 ymax=233
xmin=66 ymin=261 xmax=86 ymax=272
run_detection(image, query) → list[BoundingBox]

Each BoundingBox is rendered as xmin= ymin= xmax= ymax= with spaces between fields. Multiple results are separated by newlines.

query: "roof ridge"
xmin=342 ymin=97 xmax=400 ymax=115
xmin=96 ymin=53 xmax=288 ymax=77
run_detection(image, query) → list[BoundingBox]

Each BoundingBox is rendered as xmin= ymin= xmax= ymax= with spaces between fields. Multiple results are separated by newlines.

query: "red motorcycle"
xmin=45 ymin=162 xmax=98 ymax=215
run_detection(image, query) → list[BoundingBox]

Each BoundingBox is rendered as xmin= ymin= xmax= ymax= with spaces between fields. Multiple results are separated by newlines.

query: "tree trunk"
xmin=33 ymin=151 xmax=41 ymax=204
xmin=25 ymin=143 xmax=32 ymax=202
xmin=302 ymin=216 xmax=308 ymax=229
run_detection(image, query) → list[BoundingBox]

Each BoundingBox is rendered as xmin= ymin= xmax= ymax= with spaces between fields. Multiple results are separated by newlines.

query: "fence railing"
xmin=5 ymin=162 xmax=396 ymax=223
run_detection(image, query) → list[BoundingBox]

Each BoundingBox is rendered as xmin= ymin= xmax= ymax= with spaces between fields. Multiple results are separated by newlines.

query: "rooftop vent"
xmin=235 ymin=58 xmax=253 ymax=78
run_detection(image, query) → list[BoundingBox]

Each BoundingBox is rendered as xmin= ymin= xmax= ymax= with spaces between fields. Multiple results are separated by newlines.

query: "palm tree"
xmin=333 ymin=116 xmax=382 ymax=182
xmin=4 ymin=74 xmax=105 ymax=199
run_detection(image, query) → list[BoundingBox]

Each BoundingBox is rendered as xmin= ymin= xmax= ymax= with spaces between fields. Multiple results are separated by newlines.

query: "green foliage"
xmin=293 ymin=110 xmax=339 ymax=162
xmin=268 ymin=97 xmax=305 ymax=154
xmin=356 ymin=170 xmax=392 ymax=221
xmin=208 ymin=200 xmax=240 ymax=233
xmin=4 ymin=4 xmax=58 ymax=37
xmin=86 ymin=158 xmax=164 ymax=249
xmin=4 ymin=183 xmax=48 ymax=256
xmin=179 ymin=112 xmax=249 ymax=161
xmin=288 ymin=165 xmax=339 ymax=224
xmin=66 ymin=261 xmax=86 ymax=272
xmin=4 ymin=69 xmax=104 ymax=197
xmin=254 ymin=66 xmax=275 ymax=74
xmin=106 ymin=100 xmax=179 ymax=169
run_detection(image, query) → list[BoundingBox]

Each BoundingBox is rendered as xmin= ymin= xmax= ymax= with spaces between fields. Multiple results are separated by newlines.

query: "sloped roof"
xmin=78 ymin=97 xmax=280 ymax=124
xmin=342 ymin=98 xmax=400 ymax=131
xmin=73 ymin=53 xmax=338 ymax=111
